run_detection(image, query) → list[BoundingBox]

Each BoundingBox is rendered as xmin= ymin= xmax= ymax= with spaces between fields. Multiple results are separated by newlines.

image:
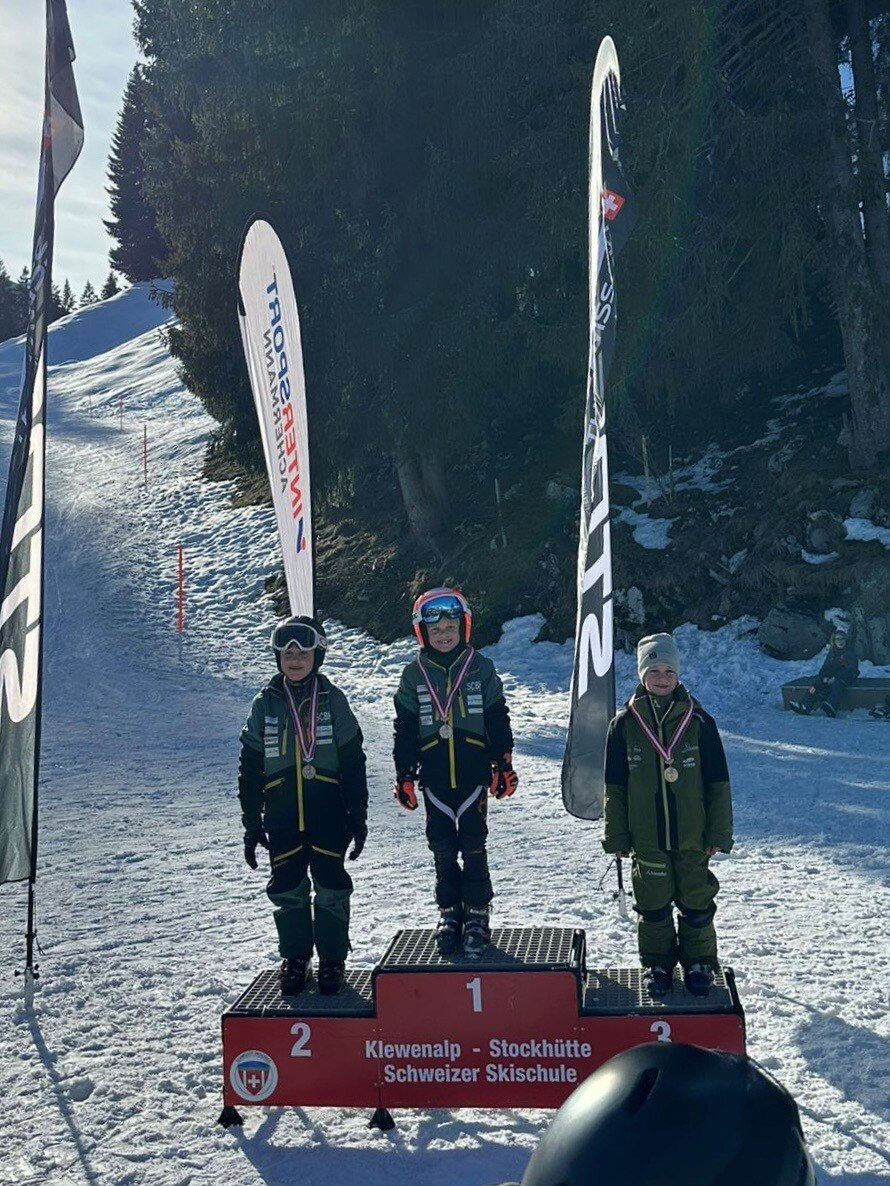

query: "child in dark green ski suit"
xmin=238 ymin=616 xmax=368 ymax=997
xmin=603 ymin=632 xmax=733 ymax=997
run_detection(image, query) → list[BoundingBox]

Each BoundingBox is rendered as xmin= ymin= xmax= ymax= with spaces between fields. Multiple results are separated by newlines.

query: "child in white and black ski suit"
xmin=392 ymin=588 xmax=518 ymax=956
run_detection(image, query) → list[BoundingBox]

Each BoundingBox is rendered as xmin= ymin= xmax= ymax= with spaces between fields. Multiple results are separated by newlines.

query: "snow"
xmin=0 ymin=288 xmax=888 ymax=1184
xmin=614 ymin=505 xmax=674 ymax=549
xmin=802 ymin=549 xmax=840 ymax=566
xmin=844 ymin=517 xmax=890 ymax=550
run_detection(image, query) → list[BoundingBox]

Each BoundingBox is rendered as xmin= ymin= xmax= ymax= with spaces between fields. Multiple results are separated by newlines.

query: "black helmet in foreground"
xmin=520 ymin=1043 xmax=815 ymax=1186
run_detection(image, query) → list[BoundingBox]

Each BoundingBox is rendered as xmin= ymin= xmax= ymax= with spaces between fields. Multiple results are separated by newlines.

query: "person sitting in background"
xmin=788 ymin=629 xmax=859 ymax=718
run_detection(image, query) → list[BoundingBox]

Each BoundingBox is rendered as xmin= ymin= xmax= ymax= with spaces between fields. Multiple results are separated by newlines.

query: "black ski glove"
xmin=243 ymin=825 xmax=270 ymax=869
xmin=347 ymin=820 xmax=368 ymax=861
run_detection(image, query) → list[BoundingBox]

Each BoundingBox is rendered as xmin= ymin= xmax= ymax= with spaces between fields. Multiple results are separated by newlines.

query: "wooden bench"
xmin=781 ymin=677 xmax=890 ymax=711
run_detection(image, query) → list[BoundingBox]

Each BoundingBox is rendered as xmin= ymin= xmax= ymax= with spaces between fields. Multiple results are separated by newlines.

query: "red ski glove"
xmin=489 ymin=753 xmax=518 ymax=800
xmin=393 ymin=775 xmax=419 ymax=810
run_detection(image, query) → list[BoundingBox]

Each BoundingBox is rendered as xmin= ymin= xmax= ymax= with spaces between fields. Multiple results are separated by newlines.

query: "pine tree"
xmin=0 ymin=259 xmax=20 ymax=342
xmin=100 ymin=272 xmax=121 ymax=299
xmin=60 ymin=279 xmax=74 ymax=314
xmin=80 ymin=280 xmax=98 ymax=306
xmin=16 ymin=268 xmax=30 ymax=328
xmin=104 ymin=66 xmax=168 ymax=282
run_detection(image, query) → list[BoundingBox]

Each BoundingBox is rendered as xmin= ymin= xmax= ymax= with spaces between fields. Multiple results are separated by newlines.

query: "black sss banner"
xmin=0 ymin=0 xmax=83 ymax=885
xmin=562 ymin=37 xmax=636 ymax=821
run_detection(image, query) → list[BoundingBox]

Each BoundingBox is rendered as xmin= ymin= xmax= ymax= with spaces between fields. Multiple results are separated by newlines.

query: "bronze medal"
xmin=439 ymin=723 xmax=453 ymax=739
xmin=663 ymin=764 xmax=679 ymax=783
xmin=302 ymin=763 xmax=316 ymax=780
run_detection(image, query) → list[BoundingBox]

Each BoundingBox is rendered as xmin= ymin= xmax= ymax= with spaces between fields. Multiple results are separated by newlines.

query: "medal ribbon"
xmin=628 ymin=696 xmax=694 ymax=767
xmin=283 ymin=677 xmax=319 ymax=763
xmin=418 ymin=647 xmax=476 ymax=723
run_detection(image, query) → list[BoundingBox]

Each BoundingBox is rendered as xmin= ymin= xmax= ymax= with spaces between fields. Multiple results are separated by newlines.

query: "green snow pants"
xmin=266 ymin=848 xmax=353 ymax=962
xmin=631 ymin=849 xmax=719 ymax=970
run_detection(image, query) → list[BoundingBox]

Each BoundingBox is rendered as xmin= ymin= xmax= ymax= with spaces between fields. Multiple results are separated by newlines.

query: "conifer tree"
xmin=105 ymin=66 xmax=168 ymax=282
xmin=100 ymin=272 xmax=121 ymax=299
xmin=80 ymin=280 xmax=98 ymax=306
xmin=0 ymin=259 xmax=20 ymax=342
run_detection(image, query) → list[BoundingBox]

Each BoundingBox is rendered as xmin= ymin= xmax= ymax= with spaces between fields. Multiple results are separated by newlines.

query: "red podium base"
xmin=221 ymin=926 xmax=744 ymax=1125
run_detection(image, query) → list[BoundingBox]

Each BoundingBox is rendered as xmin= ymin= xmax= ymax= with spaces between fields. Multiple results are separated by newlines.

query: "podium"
xmin=221 ymin=926 xmax=745 ymax=1127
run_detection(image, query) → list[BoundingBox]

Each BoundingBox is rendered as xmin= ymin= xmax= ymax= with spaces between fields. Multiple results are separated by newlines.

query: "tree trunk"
xmin=847 ymin=0 xmax=890 ymax=290
xmin=804 ymin=0 xmax=890 ymax=469
xmin=394 ymin=453 xmax=444 ymax=555
xmin=418 ymin=450 xmax=450 ymax=517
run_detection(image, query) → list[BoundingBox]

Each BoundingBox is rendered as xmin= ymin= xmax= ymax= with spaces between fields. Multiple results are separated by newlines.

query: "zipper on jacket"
xmin=446 ymin=673 xmax=456 ymax=788
xmin=653 ymin=701 xmax=674 ymax=851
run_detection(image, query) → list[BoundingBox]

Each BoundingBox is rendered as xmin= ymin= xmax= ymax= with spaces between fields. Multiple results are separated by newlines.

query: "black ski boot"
xmin=684 ymin=963 xmax=715 ymax=996
xmin=317 ymin=960 xmax=346 ymax=995
xmin=462 ymin=905 xmax=491 ymax=959
xmin=435 ymin=906 xmax=463 ymax=956
xmin=279 ymin=956 xmax=310 ymax=996
xmin=788 ymin=700 xmax=811 ymax=716
xmin=820 ymin=700 xmax=837 ymax=718
xmin=642 ymin=965 xmax=674 ymax=998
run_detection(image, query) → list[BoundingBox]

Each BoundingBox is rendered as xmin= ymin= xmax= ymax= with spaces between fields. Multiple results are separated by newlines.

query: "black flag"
xmin=0 ymin=0 xmax=83 ymax=886
xmin=562 ymin=38 xmax=636 ymax=820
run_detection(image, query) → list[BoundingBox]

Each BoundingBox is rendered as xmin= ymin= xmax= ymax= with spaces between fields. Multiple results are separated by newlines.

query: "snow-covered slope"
xmin=0 ymin=288 xmax=887 ymax=1185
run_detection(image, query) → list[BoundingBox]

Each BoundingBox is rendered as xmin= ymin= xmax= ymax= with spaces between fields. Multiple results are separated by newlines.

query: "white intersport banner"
xmin=562 ymin=37 xmax=636 ymax=820
xmin=237 ymin=219 xmax=314 ymax=617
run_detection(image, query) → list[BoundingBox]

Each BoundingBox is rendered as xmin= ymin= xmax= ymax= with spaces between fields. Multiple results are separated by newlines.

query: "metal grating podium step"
xmin=583 ymin=967 xmax=740 ymax=1014
xmin=379 ymin=925 xmax=585 ymax=972
xmin=228 ymin=968 xmax=375 ymax=1017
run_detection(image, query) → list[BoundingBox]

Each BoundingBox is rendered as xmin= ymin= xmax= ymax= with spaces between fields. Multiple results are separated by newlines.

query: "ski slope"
xmin=0 ymin=287 xmax=887 ymax=1185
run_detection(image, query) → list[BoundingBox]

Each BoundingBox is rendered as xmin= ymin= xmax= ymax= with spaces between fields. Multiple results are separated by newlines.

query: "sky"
xmin=0 ymin=1 xmax=138 ymax=297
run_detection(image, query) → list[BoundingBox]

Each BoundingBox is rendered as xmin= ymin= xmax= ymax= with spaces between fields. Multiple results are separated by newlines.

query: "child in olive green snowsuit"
xmin=603 ymin=633 xmax=733 ymax=996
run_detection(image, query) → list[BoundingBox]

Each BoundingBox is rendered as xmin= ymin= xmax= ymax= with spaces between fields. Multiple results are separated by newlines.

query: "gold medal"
xmin=439 ymin=723 xmax=453 ymax=739
xmin=663 ymin=764 xmax=679 ymax=783
xmin=302 ymin=763 xmax=316 ymax=780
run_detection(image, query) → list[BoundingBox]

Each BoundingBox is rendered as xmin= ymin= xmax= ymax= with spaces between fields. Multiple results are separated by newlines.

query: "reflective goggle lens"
xmin=271 ymin=623 xmax=326 ymax=652
xmin=419 ymin=595 xmax=464 ymax=625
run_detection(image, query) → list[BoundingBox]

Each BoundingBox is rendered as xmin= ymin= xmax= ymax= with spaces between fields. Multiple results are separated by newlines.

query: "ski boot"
xmin=820 ymin=700 xmax=837 ymax=718
xmin=869 ymin=701 xmax=890 ymax=720
xmin=435 ymin=905 xmax=463 ymax=957
xmin=462 ymin=905 xmax=491 ymax=959
xmin=278 ymin=956 xmax=311 ymax=996
xmin=684 ymin=963 xmax=715 ymax=996
xmin=642 ymin=965 xmax=674 ymax=998
xmin=317 ymin=960 xmax=346 ymax=995
xmin=788 ymin=700 xmax=811 ymax=716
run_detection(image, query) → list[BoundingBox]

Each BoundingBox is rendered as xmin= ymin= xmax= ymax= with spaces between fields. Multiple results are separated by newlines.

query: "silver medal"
xmin=439 ymin=723 xmax=453 ymax=739
xmin=663 ymin=764 xmax=679 ymax=783
xmin=302 ymin=763 xmax=316 ymax=780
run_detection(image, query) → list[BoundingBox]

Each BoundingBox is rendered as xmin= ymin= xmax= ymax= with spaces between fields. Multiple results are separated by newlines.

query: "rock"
xmin=851 ymin=609 xmax=890 ymax=664
xmin=849 ymin=489 xmax=877 ymax=519
xmin=758 ymin=607 xmax=829 ymax=659
xmin=806 ymin=510 xmax=845 ymax=555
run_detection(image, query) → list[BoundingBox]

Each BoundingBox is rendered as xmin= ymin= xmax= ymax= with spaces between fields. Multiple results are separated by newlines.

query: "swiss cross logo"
xmin=602 ymin=188 xmax=625 ymax=220
xmin=230 ymin=1050 xmax=279 ymax=1102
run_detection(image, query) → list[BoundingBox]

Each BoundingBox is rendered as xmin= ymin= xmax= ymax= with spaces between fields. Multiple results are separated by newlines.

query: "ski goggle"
xmin=270 ymin=622 xmax=327 ymax=653
xmin=418 ymin=595 xmax=466 ymax=625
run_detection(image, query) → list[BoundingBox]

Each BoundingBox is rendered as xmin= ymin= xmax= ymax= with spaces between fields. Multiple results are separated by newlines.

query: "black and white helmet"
xmin=270 ymin=615 xmax=327 ymax=673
